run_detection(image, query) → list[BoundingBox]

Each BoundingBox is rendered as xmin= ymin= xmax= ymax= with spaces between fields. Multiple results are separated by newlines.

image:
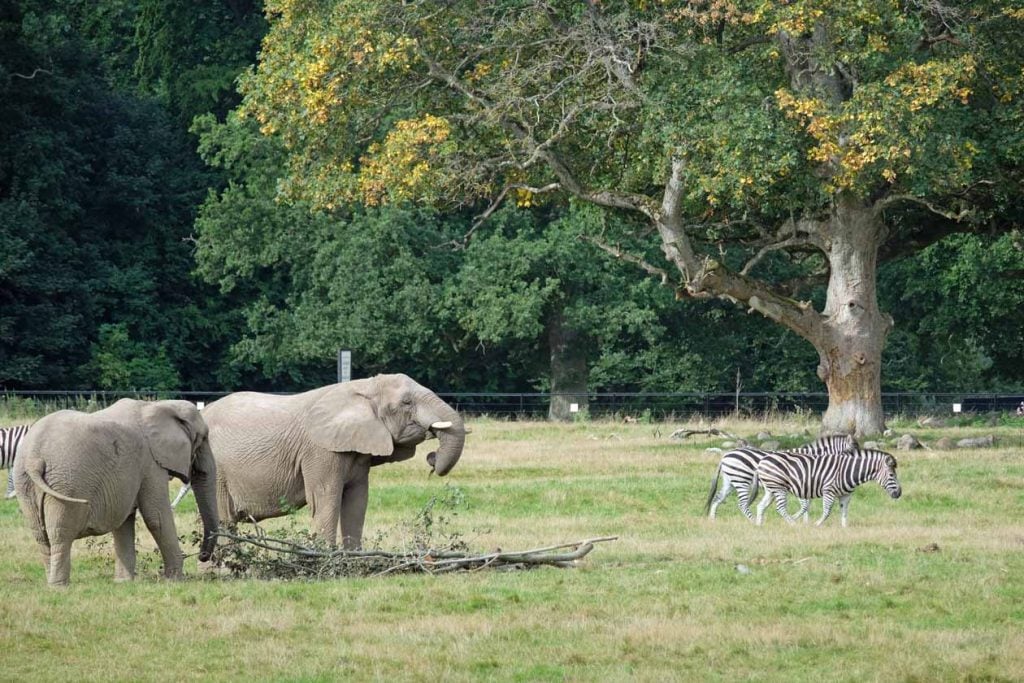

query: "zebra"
xmin=2 ymin=424 xmax=31 ymax=499
xmin=704 ymin=434 xmax=856 ymax=522
xmin=753 ymin=448 xmax=902 ymax=527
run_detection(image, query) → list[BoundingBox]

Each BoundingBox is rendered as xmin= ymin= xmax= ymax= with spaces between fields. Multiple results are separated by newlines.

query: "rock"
xmin=897 ymin=434 xmax=922 ymax=450
xmin=760 ymin=440 xmax=781 ymax=451
xmin=735 ymin=564 xmax=751 ymax=575
xmin=918 ymin=416 xmax=947 ymax=428
xmin=934 ymin=437 xmax=953 ymax=450
xmin=756 ymin=431 xmax=773 ymax=441
xmin=721 ymin=441 xmax=736 ymax=449
xmin=705 ymin=447 xmax=723 ymax=455
xmin=956 ymin=435 xmax=995 ymax=448
xmin=883 ymin=429 xmax=894 ymax=437
xmin=863 ymin=441 xmax=882 ymax=449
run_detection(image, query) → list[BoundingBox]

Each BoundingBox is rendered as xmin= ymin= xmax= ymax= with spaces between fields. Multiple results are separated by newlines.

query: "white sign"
xmin=338 ymin=349 xmax=352 ymax=383
xmin=196 ymin=401 xmax=205 ymax=411
xmin=569 ymin=403 xmax=579 ymax=413
xmin=952 ymin=403 xmax=962 ymax=413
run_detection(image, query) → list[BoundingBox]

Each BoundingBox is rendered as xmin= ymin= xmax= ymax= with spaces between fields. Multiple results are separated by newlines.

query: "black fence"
xmin=3 ymin=389 xmax=1023 ymax=420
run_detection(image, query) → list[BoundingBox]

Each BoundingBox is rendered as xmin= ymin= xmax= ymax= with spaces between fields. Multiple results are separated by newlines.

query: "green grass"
xmin=1 ymin=415 xmax=1023 ymax=681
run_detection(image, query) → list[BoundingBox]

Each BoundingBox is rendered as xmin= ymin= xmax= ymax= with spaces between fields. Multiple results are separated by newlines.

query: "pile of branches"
xmin=203 ymin=486 xmax=616 ymax=580
xmin=209 ymin=530 xmax=617 ymax=580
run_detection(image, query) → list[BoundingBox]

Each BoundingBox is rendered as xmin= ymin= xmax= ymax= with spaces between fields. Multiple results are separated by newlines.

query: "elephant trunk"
xmin=422 ymin=395 xmax=465 ymax=477
xmin=190 ymin=439 xmax=220 ymax=562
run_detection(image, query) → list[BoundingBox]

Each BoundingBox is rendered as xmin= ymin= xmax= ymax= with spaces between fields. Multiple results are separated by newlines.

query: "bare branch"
xmin=874 ymin=194 xmax=974 ymax=222
xmin=740 ymin=216 xmax=828 ymax=275
xmin=443 ymin=182 xmax=562 ymax=249
xmin=11 ymin=68 xmax=52 ymax=80
xmin=583 ymin=235 xmax=673 ymax=286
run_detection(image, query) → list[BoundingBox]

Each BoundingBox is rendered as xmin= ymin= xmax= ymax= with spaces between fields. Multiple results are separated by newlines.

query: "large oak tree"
xmin=238 ymin=0 xmax=1023 ymax=435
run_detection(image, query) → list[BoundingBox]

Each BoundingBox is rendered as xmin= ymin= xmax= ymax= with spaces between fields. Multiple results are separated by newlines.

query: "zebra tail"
xmin=704 ymin=461 xmax=722 ymax=515
xmin=26 ymin=460 xmax=89 ymax=505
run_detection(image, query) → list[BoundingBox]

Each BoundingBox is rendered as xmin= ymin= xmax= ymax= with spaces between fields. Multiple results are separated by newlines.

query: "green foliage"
xmin=86 ymin=323 xmax=180 ymax=391
xmin=880 ymin=232 xmax=1024 ymax=390
xmin=134 ymin=0 xmax=266 ymax=125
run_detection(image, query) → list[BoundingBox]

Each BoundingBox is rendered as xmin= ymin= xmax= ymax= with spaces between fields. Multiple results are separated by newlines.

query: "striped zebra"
xmin=2 ymin=424 xmax=31 ymax=499
xmin=704 ymin=434 xmax=856 ymax=522
xmin=753 ymin=448 xmax=902 ymax=527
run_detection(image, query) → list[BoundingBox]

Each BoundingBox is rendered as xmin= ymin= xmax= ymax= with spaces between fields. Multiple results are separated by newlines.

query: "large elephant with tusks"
xmin=204 ymin=373 xmax=467 ymax=548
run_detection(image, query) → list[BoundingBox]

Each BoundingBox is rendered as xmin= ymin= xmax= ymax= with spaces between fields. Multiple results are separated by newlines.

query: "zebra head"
xmin=875 ymin=453 xmax=902 ymax=499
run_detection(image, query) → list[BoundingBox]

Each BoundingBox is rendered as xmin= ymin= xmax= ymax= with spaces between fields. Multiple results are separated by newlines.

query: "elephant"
xmin=204 ymin=373 xmax=467 ymax=549
xmin=14 ymin=399 xmax=219 ymax=587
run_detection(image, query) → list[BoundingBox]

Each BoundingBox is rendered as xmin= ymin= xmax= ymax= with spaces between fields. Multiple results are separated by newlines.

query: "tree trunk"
xmin=548 ymin=310 xmax=589 ymax=421
xmin=813 ymin=198 xmax=892 ymax=437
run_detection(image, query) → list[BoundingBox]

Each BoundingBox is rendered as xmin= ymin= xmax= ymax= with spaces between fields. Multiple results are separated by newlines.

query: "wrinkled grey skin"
xmin=14 ymin=399 xmax=219 ymax=587
xmin=204 ymin=373 xmax=466 ymax=549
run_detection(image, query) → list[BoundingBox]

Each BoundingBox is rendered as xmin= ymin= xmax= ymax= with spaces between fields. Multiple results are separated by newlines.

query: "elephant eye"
xmin=401 ymin=396 xmax=413 ymax=405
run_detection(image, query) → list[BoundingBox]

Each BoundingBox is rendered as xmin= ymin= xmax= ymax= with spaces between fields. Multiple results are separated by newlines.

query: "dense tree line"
xmin=1 ymin=0 xmax=1022 ymax=428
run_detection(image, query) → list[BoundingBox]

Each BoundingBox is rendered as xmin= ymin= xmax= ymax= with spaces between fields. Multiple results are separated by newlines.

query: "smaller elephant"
xmin=14 ymin=399 xmax=219 ymax=586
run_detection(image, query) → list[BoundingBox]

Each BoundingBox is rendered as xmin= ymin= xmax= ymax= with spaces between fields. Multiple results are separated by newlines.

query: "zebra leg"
xmin=736 ymin=480 xmax=757 ymax=522
xmin=112 ymin=511 xmax=137 ymax=581
xmin=838 ymin=493 xmax=853 ymax=528
xmin=796 ymin=498 xmax=811 ymax=523
xmin=816 ymin=491 xmax=837 ymax=526
xmin=773 ymin=491 xmax=796 ymax=525
xmin=708 ymin=477 xmax=733 ymax=520
xmin=755 ymin=488 xmax=773 ymax=525
xmin=5 ymin=470 xmax=15 ymax=499
xmin=170 ymin=482 xmax=191 ymax=508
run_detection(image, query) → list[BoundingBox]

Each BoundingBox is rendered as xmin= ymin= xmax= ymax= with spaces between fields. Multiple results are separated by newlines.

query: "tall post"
xmin=337 ymin=349 xmax=352 ymax=384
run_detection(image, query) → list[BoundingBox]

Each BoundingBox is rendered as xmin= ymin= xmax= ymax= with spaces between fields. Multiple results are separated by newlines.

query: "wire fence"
xmin=3 ymin=389 xmax=1024 ymax=420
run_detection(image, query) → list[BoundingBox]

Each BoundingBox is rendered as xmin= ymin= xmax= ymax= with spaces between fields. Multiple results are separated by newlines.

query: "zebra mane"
xmin=839 ymin=447 xmax=898 ymax=466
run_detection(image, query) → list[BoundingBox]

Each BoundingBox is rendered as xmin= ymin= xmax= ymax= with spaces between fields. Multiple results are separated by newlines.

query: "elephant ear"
xmin=304 ymin=386 xmax=394 ymax=456
xmin=139 ymin=401 xmax=193 ymax=482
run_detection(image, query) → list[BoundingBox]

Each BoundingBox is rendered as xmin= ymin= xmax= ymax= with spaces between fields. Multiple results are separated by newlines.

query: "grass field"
xmin=1 ymin=412 xmax=1022 ymax=682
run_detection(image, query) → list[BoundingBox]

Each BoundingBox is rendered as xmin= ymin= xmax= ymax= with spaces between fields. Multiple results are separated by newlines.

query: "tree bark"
xmin=813 ymin=197 xmax=892 ymax=437
xmin=547 ymin=309 xmax=589 ymax=422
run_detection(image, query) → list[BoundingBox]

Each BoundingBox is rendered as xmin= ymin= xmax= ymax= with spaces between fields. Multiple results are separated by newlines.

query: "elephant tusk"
xmin=430 ymin=421 xmax=453 ymax=430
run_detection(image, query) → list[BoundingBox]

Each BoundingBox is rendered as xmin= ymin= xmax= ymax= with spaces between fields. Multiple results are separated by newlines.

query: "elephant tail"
xmin=704 ymin=461 xmax=722 ymax=516
xmin=26 ymin=460 xmax=89 ymax=505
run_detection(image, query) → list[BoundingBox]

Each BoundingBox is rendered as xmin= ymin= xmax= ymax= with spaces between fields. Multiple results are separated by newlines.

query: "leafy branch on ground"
xmin=201 ymin=485 xmax=617 ymax=580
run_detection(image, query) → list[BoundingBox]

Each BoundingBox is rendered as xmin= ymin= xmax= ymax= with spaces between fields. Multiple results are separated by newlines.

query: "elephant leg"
xmin=47 ymin=540 xmax=74 ymax=587
xmin=18 ymin=496 xmax=52 ymax=577
xmin=339 ymin=470 xmax=370 ymax=550
xmin=43 ymin=497 xmax=87 ymax=587
xmin=137 ymin=478 xmax=184 ymax=579
xmin=301 ymin=456 xmax=348 ymax=546
xmin=112 ymin=511 xmax=137 ymax=582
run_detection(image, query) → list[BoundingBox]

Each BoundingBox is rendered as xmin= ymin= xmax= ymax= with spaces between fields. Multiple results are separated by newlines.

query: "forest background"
xmin=2 ymin=0 xmax=1023 ymax=415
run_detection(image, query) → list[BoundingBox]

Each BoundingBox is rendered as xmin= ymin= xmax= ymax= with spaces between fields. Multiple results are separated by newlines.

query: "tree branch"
xmin=874 ymin=193 xmax=975 ymax=222
xmin=10 ymin=68 xmax=52 ymax=80
xmin=582 ymin=235 xmax=673 ymax=286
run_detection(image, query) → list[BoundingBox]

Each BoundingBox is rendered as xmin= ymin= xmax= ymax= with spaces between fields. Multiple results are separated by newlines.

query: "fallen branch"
xmin=669 ymin=427 xmax=741 ymax=441
xmin=208 ymin=530 xmax=618 ymax=579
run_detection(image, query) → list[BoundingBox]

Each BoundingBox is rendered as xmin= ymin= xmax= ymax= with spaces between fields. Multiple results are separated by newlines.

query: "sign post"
xmin=337 ymin=349 xmax=352 ymax=383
